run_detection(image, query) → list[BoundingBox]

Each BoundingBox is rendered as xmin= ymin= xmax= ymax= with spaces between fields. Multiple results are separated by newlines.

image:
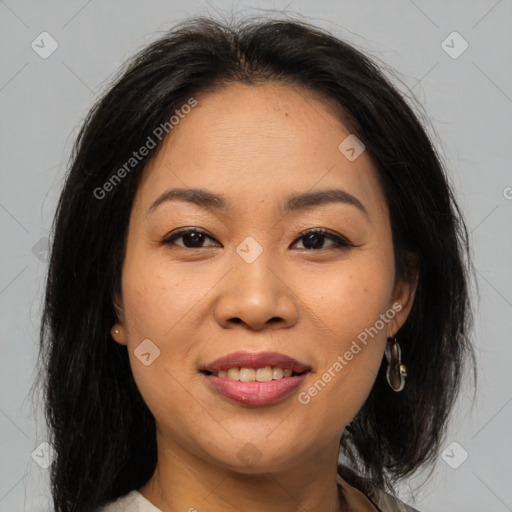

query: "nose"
xmin=213 ymin=253 xmax=299 ymax=331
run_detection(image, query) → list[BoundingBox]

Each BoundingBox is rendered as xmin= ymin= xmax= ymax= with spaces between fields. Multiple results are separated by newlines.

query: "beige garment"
xmin=337 ymin=465 xmax=420 ymax=512
xmin=99 ymin=489 xmax=159 ymax=512
xmin=99 ymin=467 xmax=419 ymax=512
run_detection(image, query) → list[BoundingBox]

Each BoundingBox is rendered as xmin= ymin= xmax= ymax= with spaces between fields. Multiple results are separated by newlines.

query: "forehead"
xmin=133 ymin=82 xmax=388 ymax=222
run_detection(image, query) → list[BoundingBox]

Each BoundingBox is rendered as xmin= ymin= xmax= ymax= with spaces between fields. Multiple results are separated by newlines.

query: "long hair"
xmin=37 ymin=16 xmax=475 ymax=511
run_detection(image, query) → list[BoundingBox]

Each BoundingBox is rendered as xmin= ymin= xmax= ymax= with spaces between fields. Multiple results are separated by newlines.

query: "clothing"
xmin=98 ymin=465 xmax=420 ymax=512
xmin=337 ymin=465 xmax=420 ymax=512
xmin=99 ymin=490 xmax=159 ymax=512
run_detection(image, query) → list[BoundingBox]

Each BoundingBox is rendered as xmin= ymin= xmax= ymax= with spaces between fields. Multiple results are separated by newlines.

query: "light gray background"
xmin=1 ymin=1 xmax=511 ymax=511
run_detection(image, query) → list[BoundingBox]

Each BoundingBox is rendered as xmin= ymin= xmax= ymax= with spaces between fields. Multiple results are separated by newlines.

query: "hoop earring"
xmin=385 ymin=336 xmax=407 ymax=392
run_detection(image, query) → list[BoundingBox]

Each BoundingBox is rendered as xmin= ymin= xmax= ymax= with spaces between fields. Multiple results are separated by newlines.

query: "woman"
xmin=38 ymin=15 xmax=474 ymax=512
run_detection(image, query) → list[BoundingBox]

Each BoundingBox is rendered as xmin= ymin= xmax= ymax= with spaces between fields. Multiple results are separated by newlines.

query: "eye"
xmin=162 ymin=227 xmax=353 ymax=250
xmin=291 ymin=228 xmax=354 ymax=250
xmin=162 ymin=228 xmax=219 ymax=248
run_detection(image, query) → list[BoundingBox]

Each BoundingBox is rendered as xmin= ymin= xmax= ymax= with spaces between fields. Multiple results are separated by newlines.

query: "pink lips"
xmin=200 ymin=351 xmax=311 ymax=406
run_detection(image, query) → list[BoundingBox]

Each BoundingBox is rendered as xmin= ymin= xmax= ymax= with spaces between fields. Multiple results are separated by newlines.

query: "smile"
xmin=199 ymin=350 xmax=312 ymax=406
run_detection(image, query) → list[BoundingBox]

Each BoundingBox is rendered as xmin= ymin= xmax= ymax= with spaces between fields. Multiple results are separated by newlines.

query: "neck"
xmin=138 ymin=432 xmax=344 ymax=512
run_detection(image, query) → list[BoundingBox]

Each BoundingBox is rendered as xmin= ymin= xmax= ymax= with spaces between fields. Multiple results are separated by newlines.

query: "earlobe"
xmin=110 ymin=324 xmax=127 ymax=345
xmin=111 ymin=297 xmax=127 ymax=345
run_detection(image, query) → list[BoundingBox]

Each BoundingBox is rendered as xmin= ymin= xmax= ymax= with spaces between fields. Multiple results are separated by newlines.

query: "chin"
xmin=201 ymin=440 xmax=307 ymax=475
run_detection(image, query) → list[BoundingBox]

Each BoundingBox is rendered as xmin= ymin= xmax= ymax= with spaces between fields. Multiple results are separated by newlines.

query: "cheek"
xmin=120 ymin=250 xmax=209 ymax=393
xmin=120 ymin=263 xmax=200 ymax=432
xmin=122 ymin=254 xmax=203 ymax=340
xmin=301 ymin=257 xmax=395 ymax=343
xmin=293 ymin=257 xmax=394 ymax=423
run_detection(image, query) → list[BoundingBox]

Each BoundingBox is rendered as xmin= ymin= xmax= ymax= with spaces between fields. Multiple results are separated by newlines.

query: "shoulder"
xmin=337 ymin=464 xmax=421 ymax=512
xmin=97 ymin=490 xmax=162 ymax=512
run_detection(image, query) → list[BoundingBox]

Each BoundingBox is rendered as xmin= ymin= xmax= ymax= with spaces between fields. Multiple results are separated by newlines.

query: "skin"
xmin=111 ymin=82 xmax=417 ymax=512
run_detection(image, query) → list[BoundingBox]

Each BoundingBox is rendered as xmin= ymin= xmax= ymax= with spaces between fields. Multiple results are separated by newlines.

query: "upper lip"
xmin=201 ymin=351 xmax=311 ymax=373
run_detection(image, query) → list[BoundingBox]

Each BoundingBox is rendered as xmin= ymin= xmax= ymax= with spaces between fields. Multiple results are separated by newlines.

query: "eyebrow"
xmin=147 ymin=187 xmax=368 ymax=218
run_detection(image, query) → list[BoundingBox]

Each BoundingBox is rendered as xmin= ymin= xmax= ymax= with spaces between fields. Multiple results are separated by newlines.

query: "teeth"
xmin=273 ymin=367 xmax=284 ymax=379
xmin=227 ymin=368 xmax=239 ymax=380
xmin=256 ymin=367 xmax=272 ymax=382
xmin=213 ymin=367 xmax=298 ymax=381
xmin=240 ymin=368 xmax=256 ymax=381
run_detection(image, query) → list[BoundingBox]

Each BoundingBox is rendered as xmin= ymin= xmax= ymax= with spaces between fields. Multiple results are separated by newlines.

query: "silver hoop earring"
xmin=385 ymin=336 xmax=407 ymax=392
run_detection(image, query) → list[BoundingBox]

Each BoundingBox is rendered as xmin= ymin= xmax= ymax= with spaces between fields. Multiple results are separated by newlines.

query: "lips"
xmin=200 ymin=351 xmax=311 ymax=374
xmin=203 ymin=373 xmax=309 ymax=406
xmin=199 ymin=351 xmax=312 ymax=406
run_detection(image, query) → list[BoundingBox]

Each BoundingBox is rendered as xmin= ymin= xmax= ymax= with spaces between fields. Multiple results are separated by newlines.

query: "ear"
xmin=389 ymin=253 xmax=419 ymax=335
xmin=110 ymin=294 xmax=127 ymax=346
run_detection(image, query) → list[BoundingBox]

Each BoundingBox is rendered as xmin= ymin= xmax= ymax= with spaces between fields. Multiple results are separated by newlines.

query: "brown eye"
xmin=162 ymin=228 xmax=219 ymax=248
xmin=292 ymin=229 xmax=354 ymax=250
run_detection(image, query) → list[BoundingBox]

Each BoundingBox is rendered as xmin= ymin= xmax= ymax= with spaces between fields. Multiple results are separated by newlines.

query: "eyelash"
xmin=161 ymin=227 xmax=354 ymax=251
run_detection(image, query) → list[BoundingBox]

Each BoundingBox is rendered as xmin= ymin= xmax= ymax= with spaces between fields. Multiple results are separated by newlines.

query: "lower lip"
xmin=202 ymin=373 xmax=309 ymax=406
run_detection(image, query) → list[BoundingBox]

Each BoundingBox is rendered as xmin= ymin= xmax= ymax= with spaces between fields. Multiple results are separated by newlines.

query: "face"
xmin=111 ymin=82 xmax=415 ymax=474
